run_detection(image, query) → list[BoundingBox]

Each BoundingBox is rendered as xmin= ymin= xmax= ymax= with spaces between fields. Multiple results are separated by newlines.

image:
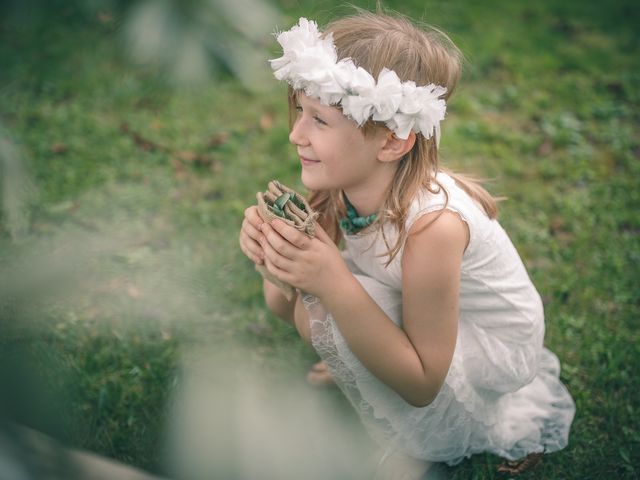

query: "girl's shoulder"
xmin=405 ymin=171 xmax=495 ymax=252
xmin=404 ymin=207 xmax=470 ymax=258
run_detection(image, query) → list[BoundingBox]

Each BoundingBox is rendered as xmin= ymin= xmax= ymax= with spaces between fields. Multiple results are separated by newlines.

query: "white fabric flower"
xmin=371 ymin=69 xmax=404 ymax=121
xmin=388 ymin=82 xmax=447 ymax=140
xmin=341 ymin=67 xmax=377 ymax=125
xmin=270 ymin=17 xmax=448 ymax=145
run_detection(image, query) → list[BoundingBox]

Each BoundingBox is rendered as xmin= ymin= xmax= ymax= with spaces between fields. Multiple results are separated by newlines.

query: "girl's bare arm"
xmin=241 ymin=205 xmax=310 ymax=341
xmin=260 ymin=211 xmax=467 ymax=406
xmin=263 ymin=279 xmax=312 ymax=344
xmin=263 ymin=278 xmax=295 ymax=325
xmin=311 ymin=211 xmax=467 ymax=407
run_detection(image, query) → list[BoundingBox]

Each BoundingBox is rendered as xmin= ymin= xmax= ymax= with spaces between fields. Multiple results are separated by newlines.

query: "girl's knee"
xmin=464 ymin=343 xmax=539 ymax=393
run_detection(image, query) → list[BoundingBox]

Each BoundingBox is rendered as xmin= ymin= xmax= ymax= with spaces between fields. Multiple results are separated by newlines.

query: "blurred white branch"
xmin=124 ymin=0 xmax=281 ymax=89
xmin=0 ymin=126 xmax=36 ymax=242
xmin=164 ymin=352 xmax=374 ymax=479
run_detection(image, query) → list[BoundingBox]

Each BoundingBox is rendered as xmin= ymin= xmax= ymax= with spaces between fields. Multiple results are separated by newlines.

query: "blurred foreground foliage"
xmin=0 ymin=0 xmax=639 ymax=478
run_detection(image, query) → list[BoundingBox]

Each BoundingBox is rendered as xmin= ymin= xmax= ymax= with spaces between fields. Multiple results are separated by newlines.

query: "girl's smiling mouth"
xmin=300 ymin=155 xmax=321 ymax=166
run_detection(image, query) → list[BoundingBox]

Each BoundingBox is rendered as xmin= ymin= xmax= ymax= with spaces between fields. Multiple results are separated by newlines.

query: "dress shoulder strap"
xmin=405 ymin=172 xmax=492 ymax=251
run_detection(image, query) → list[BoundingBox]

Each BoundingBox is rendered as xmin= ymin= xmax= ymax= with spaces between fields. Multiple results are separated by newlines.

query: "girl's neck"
xmin=343 ymin=183 xmax=389 ymax=217
xmin=342 ymin=163 xmax=399 ymax=217
xmin=342 ymin=149 xmax=401 ymax=217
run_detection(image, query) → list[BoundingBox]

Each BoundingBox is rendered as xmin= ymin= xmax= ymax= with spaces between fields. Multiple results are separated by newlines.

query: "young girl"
xmin=239 ymin=11 xmax=575 ymax=478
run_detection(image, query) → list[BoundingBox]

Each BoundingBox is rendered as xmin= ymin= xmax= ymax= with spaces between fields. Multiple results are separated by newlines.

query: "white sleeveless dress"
xmin=303 ymin=172 xmax=575 ymax=465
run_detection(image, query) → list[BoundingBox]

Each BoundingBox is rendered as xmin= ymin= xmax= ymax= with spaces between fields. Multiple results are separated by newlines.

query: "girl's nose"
xmin=289 ymin=118 xmax=309 ymax=146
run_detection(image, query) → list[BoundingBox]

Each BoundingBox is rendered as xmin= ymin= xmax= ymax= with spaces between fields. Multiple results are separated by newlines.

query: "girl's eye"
xmin=294 ymin=104 xmax=327 ymax=126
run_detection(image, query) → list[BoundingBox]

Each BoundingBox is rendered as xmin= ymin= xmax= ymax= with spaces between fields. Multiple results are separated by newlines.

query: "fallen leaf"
xmin=120 ymin=122 xmax=164 ymax=152
xmin=133 ymin=133 xmax=158 ymax=151
xmin=605 ymin=80 xmax=624 ymax=96
xmin=50 ymin=143 xmax=68 ymax=154
xmin=97 ymin=12 xmax=113 ymax=24
xmin=246 ymin=323 xmax=273 ymax=338
xmin=127 ymin=285 xmax=142 ymax=299
xmin=195 ymin=155 xmax=215 ymax=167
xmin=497 ymin=452 xmax=543 ymax=475
xmin=205 ymin=190 xmax=223 ymax=201
xmin=549 ymin=215 xmax=566 ymax=234
xmin=537 ymin=138 xmax=553 ymax=156
xmin=259 ymin=112 xmax=275 ymax=131
xmin=207 ymin=132 xmax=229 ymax=148
xmin=176 ymin=150 xmax=197 ymax=162
xmin=171 ymin=158 xmax=185 ymax=174
xmin=210 ymin=159 xmax=222 ymax=173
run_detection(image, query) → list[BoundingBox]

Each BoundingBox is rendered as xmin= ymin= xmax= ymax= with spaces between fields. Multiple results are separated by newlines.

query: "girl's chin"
xmin=300 ymin=172 xmax=328 ymax=191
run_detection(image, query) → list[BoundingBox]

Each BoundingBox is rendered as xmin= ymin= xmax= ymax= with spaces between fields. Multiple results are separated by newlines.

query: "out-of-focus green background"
xmin=1 ymin=0 xmax=638 ymax=478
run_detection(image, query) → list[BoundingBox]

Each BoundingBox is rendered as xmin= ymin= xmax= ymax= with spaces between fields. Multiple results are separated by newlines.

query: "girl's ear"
xmin=377 ymin=131 xmax=416 ymax=163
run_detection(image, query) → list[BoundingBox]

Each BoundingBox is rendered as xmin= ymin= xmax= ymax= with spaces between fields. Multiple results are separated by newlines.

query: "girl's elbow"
xmin=263 ymin=282 xmax=295 ymax=323
xmin=263 ymin=291 xmax=284 ymax=316
xmin=401 ymin=377 xmax=445 ymax=408
xmin=403 ymin=390 xmax=437 ymax=408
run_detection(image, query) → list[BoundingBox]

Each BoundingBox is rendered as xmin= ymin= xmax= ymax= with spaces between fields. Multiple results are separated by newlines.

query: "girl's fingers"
xmin=263 ymin=256 xmax=286 ymax=281
xmin=239 ymin=205 xmax=267 ymax=265
xmin=239 ymin=229 xmax=264 ymax=264
xmin=242 ymin=218 xmax=262 ymax=241
xmin=261 ymin=222 xmax=300 ymax=259
xmin=268 ymin=219 xmax=312 ymax=250
xmin=262 ymin=238 xmax=294 ymax=277
xmin=244 ymin=207 xmax=264 ymax=231
xmin=313 ymin=222 xmax=334 ymax=245
xmin=241 ymin=243 xmax=263 ymax=265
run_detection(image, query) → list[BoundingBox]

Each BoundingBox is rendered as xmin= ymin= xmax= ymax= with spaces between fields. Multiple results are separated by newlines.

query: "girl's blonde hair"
xmin=291 ymin=10 xmax=497 ymax=263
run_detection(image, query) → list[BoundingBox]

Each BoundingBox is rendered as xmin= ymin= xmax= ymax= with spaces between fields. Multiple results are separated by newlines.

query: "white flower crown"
xmin=270 ymin=17 xmax=447 ymax=144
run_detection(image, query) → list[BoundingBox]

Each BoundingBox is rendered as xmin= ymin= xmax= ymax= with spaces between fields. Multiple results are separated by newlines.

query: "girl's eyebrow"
xmin=297 ymin=100 xmax=318 ymax=112
xmin=301 ymin=101 xmax=338 ymax=119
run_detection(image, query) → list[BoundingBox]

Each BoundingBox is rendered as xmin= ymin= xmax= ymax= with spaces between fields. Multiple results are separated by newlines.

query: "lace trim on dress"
xmin=303 ymin=291 xmax=574 ymax=464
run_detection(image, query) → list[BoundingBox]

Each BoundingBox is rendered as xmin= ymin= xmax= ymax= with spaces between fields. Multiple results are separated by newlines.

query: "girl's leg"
xmin=306 ymin=360 xmax=335 ymax=386
xmin=373 ymin=449 xmax=438 ymax=480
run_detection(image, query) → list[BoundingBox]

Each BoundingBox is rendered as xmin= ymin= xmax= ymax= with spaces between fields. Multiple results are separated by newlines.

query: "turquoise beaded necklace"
xmin=339 ymin=193 xmax=378 ymax=235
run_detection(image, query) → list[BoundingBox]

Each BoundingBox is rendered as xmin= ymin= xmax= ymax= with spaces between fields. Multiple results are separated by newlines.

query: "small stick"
xmin=286 ymin=200 xmax=308 ymax=220
xmin=283 ymin=204 xmax=304 ymax=226
xmin=263 ymin=191 xmax=277 ymax=204
xmin=268 ymin=181 xmax=284 ymax=197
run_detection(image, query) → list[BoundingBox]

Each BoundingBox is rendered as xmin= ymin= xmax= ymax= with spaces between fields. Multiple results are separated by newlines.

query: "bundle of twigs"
xmin=255 ymin=180 xmax=318 ymax=300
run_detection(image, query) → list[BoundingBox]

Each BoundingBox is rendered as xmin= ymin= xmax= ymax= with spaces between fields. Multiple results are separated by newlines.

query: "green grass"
xmin=1 ymin=0 xmax=638 ymax=478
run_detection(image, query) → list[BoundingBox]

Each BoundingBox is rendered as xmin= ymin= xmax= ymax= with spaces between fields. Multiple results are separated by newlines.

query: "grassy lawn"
xmin=1 ymin=0 xmax=638 ymax=478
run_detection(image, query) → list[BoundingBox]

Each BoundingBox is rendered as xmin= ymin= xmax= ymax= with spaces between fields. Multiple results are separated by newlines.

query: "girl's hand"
xmin=260 ymin=219 xmax=350 ymax=298
xmin=239 ymin=205 xmax=265 ymax=265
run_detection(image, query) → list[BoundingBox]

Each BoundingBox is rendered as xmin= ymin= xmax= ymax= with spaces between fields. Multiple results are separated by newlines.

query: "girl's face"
xmin=289 ymin=93 xmax=389 ymax=194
